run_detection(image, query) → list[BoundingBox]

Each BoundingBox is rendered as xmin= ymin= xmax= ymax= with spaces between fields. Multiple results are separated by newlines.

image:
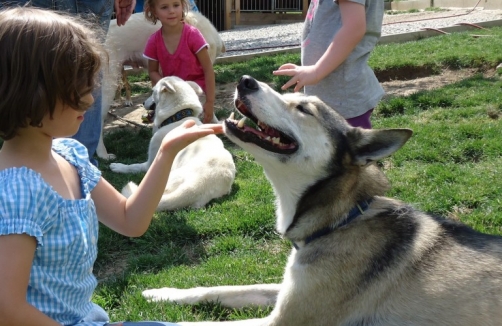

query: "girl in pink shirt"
xmin=143 ymin=0 xmax=216 ymax=123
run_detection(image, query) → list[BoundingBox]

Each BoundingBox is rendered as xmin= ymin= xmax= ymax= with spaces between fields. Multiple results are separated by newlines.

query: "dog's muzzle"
xmin=237 ymin=75 xmax=260 ymax=96
xmin=143 ymin=96 xmax=156 ymax=111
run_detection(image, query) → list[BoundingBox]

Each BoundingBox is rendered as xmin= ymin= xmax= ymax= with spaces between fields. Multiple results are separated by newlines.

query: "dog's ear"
xmin=159 ymin=79 xmax=176 ymax=94
xmin=186 ymin=81 xmax=204 ymax=96
xmin=347 ymin=128 xmax=413 ymax=166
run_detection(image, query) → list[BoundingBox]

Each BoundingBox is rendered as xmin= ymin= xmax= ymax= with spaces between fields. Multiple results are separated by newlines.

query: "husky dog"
xmin=142 ymin=76 xmax=502 ymax=325
xmin=97 ymin=11 xmax=225 ymax=160
xmin=109 ymin=76 xmax=235 ymax=211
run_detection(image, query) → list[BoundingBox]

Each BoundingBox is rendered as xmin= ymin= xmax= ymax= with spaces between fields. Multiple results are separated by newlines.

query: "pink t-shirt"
xmin=143 ymin=23 xmax=208 ymax=91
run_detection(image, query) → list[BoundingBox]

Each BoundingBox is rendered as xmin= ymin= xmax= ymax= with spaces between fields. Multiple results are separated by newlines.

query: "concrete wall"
xmin=390 ymin=0 xmax=431 ymax=11
xmin=434 ymin=0 xmax=481 ymax=7
xmin=484 ymin=0 xmax=502 ymax=9
xmin=388 ymin=0 xmax=502 ymax=11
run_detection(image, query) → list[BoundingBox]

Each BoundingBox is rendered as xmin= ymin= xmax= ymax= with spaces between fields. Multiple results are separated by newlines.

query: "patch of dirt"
xmin=94 ymin=252 xmax=129 ymax=282
xmin=381 ymin=67 xmax=486 ymax=98
xmin=103 ymin=83 xmax=152 ymax=133
xmin=103 ymin=68 xmax=492 ymax=133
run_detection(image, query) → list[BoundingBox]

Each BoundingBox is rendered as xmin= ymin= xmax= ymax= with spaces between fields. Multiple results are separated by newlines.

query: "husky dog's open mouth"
xmin=225 ymin=97 xmax=298 ymax=154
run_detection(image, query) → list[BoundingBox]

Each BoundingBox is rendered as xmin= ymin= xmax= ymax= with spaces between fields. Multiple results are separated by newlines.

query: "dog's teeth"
xmin=237 ymin=117 xmax=246 ymax=128
xmin=265 ymin=136 xmax=271 ymax=141
xmin=272 ymin=137 xmax=281 ymax=144
xmin=229 ymin=112 xmax=235 ymax=120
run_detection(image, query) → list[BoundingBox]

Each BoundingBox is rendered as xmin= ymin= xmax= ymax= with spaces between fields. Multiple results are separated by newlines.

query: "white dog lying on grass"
xmin=110 ymin=76 xmax=235 ymax=211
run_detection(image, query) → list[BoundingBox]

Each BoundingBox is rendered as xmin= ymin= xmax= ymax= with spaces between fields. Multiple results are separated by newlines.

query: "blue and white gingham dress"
xmin=0 ymin=138 xmax=108 ymax=325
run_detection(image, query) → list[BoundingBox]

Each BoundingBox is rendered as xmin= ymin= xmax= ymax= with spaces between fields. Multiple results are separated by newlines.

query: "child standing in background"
xmin=273 ymin=0 xmax=385 ymax=129
xmin=143 ymin=0 xmax=216 ymax=123
xmin=0 ymin=7 xmax=220 ymax=325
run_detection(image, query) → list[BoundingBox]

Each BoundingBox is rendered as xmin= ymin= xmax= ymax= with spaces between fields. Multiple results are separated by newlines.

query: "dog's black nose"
xmin=237 ymin=75 xmax=259 ymax=95
xmin=143 ymin=100 xmax=156 ymax=111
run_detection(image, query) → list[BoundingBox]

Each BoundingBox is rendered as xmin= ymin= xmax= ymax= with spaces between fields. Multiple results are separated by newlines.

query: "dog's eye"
xmin=296 ymin=105 xmax=312 ymax=115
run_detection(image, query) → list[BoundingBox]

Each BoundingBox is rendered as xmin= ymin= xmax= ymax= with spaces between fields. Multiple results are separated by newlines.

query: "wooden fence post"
xmin=235 ymin=0 xmax=240 ymax=26
xmin=302 ymin=0 xmax=308 ymax=18
xmin=225 ymin=0 xmax=232 ymax=30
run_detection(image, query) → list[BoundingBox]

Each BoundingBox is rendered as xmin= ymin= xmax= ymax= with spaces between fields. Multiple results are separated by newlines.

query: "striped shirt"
xmin=0 ymin=138 xmax=107 ymax=325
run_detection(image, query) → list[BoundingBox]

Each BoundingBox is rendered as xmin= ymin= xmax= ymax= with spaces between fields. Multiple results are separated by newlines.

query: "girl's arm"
xmin=196 ymin=47 xmax=216 ymax=123
xmin=0 ymin=234 xmax=61 ymax=326
xmin=92 ymin=121 xmax=223 ymax=237
xmin=147 ymin=59 xmax=162 ymax=87
xmin=273 ymin=0 xmax=366 ymax=92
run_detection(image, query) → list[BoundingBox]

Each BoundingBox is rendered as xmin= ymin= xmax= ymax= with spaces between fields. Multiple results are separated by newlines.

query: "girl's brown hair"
xmin=0 ymin=7 xmax=104 ymax=140
xmin=144 ymin=0 xmax=190 ymax=24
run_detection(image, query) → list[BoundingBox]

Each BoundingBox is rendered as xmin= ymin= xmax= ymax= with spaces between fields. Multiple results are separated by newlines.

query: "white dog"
xmin=97 ymin=11 xmax=225 ymax=160
xmin=109 ymin=76 xmax=235 ymax=211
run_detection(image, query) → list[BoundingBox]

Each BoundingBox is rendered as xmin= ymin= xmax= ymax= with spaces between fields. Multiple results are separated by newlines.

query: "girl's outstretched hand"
xmin=160 ymin=120 xmax=223 ymax=154
xmin=273 ymin=63 xmax=320 ymax=92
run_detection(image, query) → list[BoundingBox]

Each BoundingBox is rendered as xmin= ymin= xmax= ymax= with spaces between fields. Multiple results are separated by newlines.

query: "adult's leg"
xmin=72 ymin=84 xmax=104 ymax=166
xmin=68 ymin=0 xmax=114 ymax=166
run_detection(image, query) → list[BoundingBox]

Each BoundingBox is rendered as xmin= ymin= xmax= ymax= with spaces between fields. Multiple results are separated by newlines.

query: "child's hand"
xmin=273 ymin=63 xmax=320 ymax=92
xmin=160 ymin=120 xmax=223 ymax=155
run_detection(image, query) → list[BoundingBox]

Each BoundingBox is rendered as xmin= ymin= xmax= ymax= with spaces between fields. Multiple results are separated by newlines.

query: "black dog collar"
xmin=293 ymin=198 xmax=373 ymax=250
xmin=159 ymin=108 xmax=194 ymax=128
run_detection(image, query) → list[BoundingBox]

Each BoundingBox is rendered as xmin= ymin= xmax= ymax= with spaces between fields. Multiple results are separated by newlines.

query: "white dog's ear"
xmin=159 ymin=80 xmax=176 ymax=94
xmin=186 ymin=81 xmax=204 ymax=96
xmin=347 ymin=128 xmax=413 ymax=166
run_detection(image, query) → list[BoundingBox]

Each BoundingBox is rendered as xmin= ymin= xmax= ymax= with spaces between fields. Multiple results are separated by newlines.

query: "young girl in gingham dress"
xmin=0 ymin=6 xmax=221 ymax=325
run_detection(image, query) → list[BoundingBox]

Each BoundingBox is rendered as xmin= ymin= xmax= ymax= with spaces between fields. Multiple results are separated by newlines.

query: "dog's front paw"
xmin=142 ymin=287 xmax=204 ymax=305
xmin=109 ymin=162 xmax=128 ymax=173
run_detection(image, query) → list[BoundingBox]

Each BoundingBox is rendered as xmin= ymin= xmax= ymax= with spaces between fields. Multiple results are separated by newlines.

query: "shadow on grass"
xmin=95 ymin=128 xmax=258 ymax=283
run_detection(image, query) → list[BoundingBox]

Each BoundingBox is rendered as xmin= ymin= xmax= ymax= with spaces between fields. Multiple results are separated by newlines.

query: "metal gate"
xmin=238 ymin=0 xmax=303 ymax=12
xmin=198 ymin=0 xmax=226 ymax=31
xmin=198 ymin=0 xmax=308 ymax=31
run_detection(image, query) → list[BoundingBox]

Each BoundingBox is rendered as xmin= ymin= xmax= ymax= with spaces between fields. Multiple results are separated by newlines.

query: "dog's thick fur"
xmin=142 ymin=76 xmax=502 ymax=325
xmin=109 ymin=76 xmax=235 ymax=211
xmin=97 ymin=11 xmax=225 ymax=159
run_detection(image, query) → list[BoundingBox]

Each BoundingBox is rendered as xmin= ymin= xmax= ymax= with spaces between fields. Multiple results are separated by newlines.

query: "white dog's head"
xmin=151 ymin=76 xmax=204 ymax=127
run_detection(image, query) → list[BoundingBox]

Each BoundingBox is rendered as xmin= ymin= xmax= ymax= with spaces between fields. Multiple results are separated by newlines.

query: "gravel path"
xmin=219 ymin=8 xmax=502 ymax=57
